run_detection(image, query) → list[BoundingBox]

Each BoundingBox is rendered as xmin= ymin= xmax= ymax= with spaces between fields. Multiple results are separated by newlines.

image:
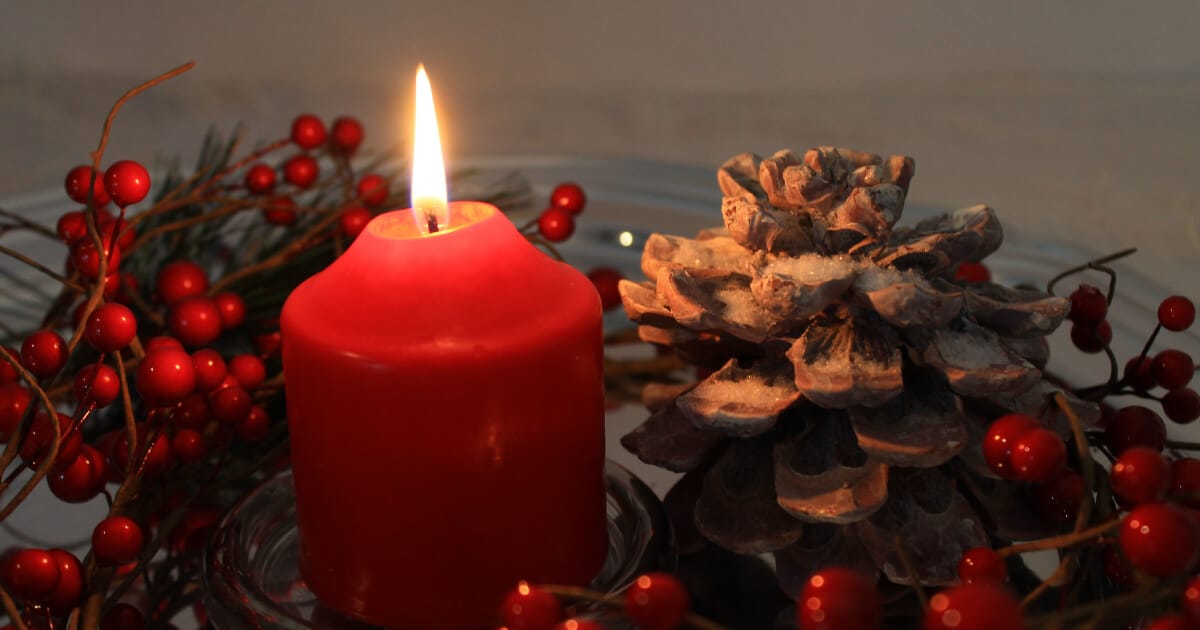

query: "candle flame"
xmin=411 ymin=64 xmax=448 ymax=233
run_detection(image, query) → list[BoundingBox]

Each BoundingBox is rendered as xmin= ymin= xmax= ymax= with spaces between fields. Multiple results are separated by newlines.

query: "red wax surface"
xmin=281 ymin=202 xmax=607 ymax=629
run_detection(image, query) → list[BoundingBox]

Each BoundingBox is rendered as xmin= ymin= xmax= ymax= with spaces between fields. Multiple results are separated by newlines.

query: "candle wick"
xmin=426 ymin=212 xmax=440 ymax=234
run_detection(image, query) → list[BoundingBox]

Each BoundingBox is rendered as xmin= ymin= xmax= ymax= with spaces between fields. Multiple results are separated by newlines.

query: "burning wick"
xmin=424 ymin=210 xmax=439 ymax=234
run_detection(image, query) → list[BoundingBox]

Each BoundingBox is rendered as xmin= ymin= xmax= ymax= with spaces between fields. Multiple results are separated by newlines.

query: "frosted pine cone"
xmin=618 ymin=147 xmax=1096 ymax=589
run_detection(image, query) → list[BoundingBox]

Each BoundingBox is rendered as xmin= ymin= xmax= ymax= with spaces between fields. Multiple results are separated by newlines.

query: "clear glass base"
xmin=203 ymin=461 xmax=673 ymax=629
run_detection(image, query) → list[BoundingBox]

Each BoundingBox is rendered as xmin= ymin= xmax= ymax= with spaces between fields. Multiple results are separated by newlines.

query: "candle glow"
xmin=411 ymin=64 xmax=448 ymax=233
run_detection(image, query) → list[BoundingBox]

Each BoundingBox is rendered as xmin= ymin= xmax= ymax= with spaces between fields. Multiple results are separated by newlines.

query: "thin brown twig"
xmin=0 ymin=244 xmax=85 ymax=292
xmin=893 ymin=535 xmax=928 ymax=609
xmin=89 ymin=61 xmax=196 ymax=168
xmin=541 ymin=584 xmax=731 ymax=630
xmin=997 ymin=520 xmax=1121 ymax=558
xmin=0 ymin=209 xmax=57 ymax=240
xmin=1045 ymin=248 xmax=1137 ymax=296
xmin=0 ymin=585 xmax=30 ymax=630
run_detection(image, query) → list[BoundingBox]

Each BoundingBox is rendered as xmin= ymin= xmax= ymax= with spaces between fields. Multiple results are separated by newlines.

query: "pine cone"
xmin=618 ymin=147 xmax=1095 ymax=590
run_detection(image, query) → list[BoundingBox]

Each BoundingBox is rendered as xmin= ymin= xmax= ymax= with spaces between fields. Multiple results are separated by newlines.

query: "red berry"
xmin=1158 ymin=295 xmax=1196 ymax=332
xmin=48 ymin=444 xmax=106 ymax=503
xmin=954 ymin=261 xmax=991 ymax=284
xmin=56 ymin=211 xmax=88 ymax=243
xmin=92 ymin=516 xmax=143 ymax=565
xmin=339 ymin=206 xmax=372 ymax=238
xmin=228 ymin=354 xmax=266 ymax=390
xmin=1032 ymin=471 xmax=1083 ymax=525
xmin=0 ymin=383 xmax=32 ymax=440
xmin=1164 ymin=388 xmax=1200 ymax=424
xmin=144 ymin=335 xmax=184 ymax=354
xmin=169 ymin=297 xmax=223 ymax=348
xmin=1173 ymin=458 xmax=1200 ymax=508
xmin=0 ymin=346 xmax=19 ymax=383
xmin=330 ymin=116 xmax=364 ymax=154
xmin=21 ymin=411 xmax=81 ymax=471
xmin=549 ymin=183 xmax=586 ymax=214
xmin=65 ymin=165 xmax=110 ymax=207
xmin=170 ymin=394 xmax=211 ymax=431
xmin=109 ymin=427 xmax=176 ymax=477
xmin=1110 ymin=446 xmax=1170 ymax=505
xmin=172 ymin=429 xmax=206 ymax=465
xmin=191 ymin=349 xmax=227 ymax=392
xmin=243 ymin=163 xmax=276 ymax=195
xmin=797 ymin=567 xmax=880 ymax=630
xmin=586 ymin=267 xmax=623 ymax=311
xmin=283 ymin=154 xmax=319 ymax=188
xmin=552 ymin=621 xmax=603 ymax=630
xmin=235 ymin=405 xmax=271 ymax=442
xmin=103 ymin=160 xmax=151 ymax=207
xmin=290 ymin=114 xmax=327 ymax=150
xmin=254 ymin=330 xmax=282 ymax=358
xmin=4 ymin=548 xmax=60 ymax=602
xmin=1123 ymin=355 xmax=1156 ymax=392
xmin=1068 ymin=284 xmax=1108 ymax=326
xmin=136 ymin=348 xmax=196 ymax=405
xmin=958 ymin=547 xmax=1007 ymax=585
xmin=538 ymin=208 xmax=575 ymax=242
xmin=100 ymin=603 xmax=145 ymax=630
xmin=46 ymin=549 xmax=82 ymax=610
xmin=1147 ymin=614 xmax=1192 ymax=630
xmin=21 ymin=330 xmax=67 ymax=379
xmin=499 ymin=581 xmax=562 ymax=630
xmin=983 ymin=413 xmax=1039 ymax=478
xmin=156 ymin=260 xmax=209 ymax=306
xmin=70 ymin=236 xmax=121 ymax=280
xmin=213 ymin=291 xmax=246 ymax=329
xmin=74 ymin=363 xmax=120 ymax=407
xmin=356 ymin=174 xmax=389 ymax=207
xmin=924 ymin=583 xmax=1026 ymax=630
xmin=210 ymin=385 xmax=251 ymax=424
xmin=1152 ymin=349 xmax=1195 ymax=390
xmin=85 ymin=303 xmax=137 ymax=353
xmin=97 ymin=214 xmax=136 ymax=250
xmin=1182 ymin=574 xmax=1200 ymax=623
xmin=1120 ymin=502 xmax=1199 ymax=577
xmin=1105 ymin=405 xmax=1167 ymax=455
xmin=263 ymin=195 xmax=298 ymax=226
xmin=1010 ymin=428 xmax=1066 ymax=482
xmin=624 ymin=572 xmax=689 ymax=630
xmin=1070 ymin=320 xmax=1111 ymax=354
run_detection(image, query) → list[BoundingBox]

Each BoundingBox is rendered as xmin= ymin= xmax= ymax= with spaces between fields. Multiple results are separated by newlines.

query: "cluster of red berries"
xmin=536 ymin=183 xmax=587 ymax=243
xmin=794 ymin=565 xmax=1030 ymax=630
xmin=242 ymin=113 xmax=380 ymax=236
xmin=1070 ymin=288 xmax=1198 ymax=425
xmin=984 ymin=412 xmax=1067 ymax=482
xmin=497 ymin=573 xmax=689 ymax=630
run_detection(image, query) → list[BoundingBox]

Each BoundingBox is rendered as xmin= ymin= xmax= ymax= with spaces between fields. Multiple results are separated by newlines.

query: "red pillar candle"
xmin=280 ymin=67 xmax=607 ymax=628
xmin=281 ymin=202 xmax=607 ymax=628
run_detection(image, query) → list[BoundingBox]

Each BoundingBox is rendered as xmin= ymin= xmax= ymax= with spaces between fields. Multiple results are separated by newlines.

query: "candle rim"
xmin=366 ymin=201 xmax=498 ymax=240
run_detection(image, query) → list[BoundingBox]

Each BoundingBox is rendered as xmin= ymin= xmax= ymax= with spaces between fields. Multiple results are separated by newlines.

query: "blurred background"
xmin=0 ymin=0 xmax=1198 ymax=289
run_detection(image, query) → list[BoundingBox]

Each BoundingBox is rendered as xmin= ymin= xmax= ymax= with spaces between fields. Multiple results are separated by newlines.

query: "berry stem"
xmin=89 ymin=62 xmax=196 ymax=173
xmin=0 ymin=244 xmax=85 ymax=292
xmin=1165 ymin=439 xmax=1200 ymax=451
xmin=540 ymin=584 xmax=732 ymax=630
xmin=1045 ymin=248 xmax=1137 ymax=296
xmin=0 ymin=208 xmax=58 ymax=240
xmin=527 ymin=234 xmax=566 ymax=262
xmin=997 ymin=519 xmax=1121 ymax=558
xmin=1057 ymin=392 xmax=1096 ymax=531
xmin=892 ymin=534 xmax=928 ymax=609
xmin=0 ymin=586 xmax=30 ymax=630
